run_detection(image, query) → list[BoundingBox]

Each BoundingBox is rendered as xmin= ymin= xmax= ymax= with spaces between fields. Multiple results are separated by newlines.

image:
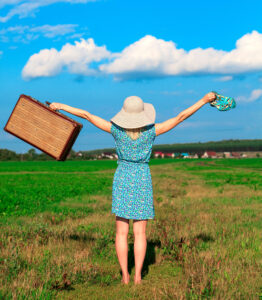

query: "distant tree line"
xmin=0 ymin=139 xmax=261 ymax=161
xmin=80 ymin=139 xmax=262 ymax=156
xmin=0 ymin=148 xmax=53 ymax=161
xmin=0 ymin=148 xmax=94 ymax=161
xmin=152 ymin=139 xmax=262 ymax=153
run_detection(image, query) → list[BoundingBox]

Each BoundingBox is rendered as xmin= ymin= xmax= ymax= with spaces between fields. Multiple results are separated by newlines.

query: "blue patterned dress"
xmin=110 ymin=122 xmax=156 ymax=220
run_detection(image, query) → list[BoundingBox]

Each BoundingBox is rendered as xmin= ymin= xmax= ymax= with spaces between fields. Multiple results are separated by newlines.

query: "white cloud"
xmin=22 ymin=30 xmax=262 ymax=81
xmin=248 ymin=89 xmax=262 ymax=101
xmin=0 ymin=25 xmax=26 ymax=42
xmin=22 ymin=38 xmax=111 ymax=79
xmin=0 ymin=25 xmax=27 ymax=34
xmin=100 ymin=35 xmax=186 ymax=79
xmin=66 ymin=32 xmax=84 ymax=40
xmin=237 ymin=89 xmax=262 ymax=102
xmin=0 ymin=1 xmax=22 ymax=9
xmin=31 ymin=24 xmax=78 ymax=38
xmin=0 ymin=24 xmax=79 ymax=43
xmin=216 ymin=75 xmax=233 ymax=82
xmin=100 ymin=31 xmax=262 ymax=80
xmin=0 ymin=0 xmax=96 ymax=22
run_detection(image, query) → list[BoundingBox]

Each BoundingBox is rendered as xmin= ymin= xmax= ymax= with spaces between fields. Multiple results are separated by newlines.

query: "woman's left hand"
xmin=50 ymin=102 xmax=62 ymax=110
xmin=203 ymin=92 xmax=216 ymax=104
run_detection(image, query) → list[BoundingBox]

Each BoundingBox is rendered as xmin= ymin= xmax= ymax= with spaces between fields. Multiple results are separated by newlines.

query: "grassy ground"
xmin=0 ymin=159 xmax=261 ymax=299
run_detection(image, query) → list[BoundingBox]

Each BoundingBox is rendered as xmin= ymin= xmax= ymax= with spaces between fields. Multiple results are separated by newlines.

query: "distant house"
xmin=154 ymin=151 xmax=164 ymax=158
xmin=231 ymin=152 xmax=241 ymax=158
xmin=101 ymin=152 xmax=117 ymax=159
xmin=223 ymin=152 xmax=231 ymax=158
xmin=164 ymin=153 xmax=175 ymax=158
xmin=202 ymin=151 xmax=217 ymax=158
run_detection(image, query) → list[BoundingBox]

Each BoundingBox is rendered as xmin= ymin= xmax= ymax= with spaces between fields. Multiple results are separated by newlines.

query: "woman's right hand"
xmin=203 ymin=92 xmax=216 ymax=104
xmin=49 ymin=102 xmax=62 ymax=110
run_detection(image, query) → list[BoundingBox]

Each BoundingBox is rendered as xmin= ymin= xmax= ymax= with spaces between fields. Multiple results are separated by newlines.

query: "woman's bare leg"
xmin=115 ymin=216 xmax=130 ymax=284
xmin=133 ymin=219 xmax=148 ymax=284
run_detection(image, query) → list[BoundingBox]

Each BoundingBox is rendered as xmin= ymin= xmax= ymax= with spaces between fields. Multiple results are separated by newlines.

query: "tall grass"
xmin=0 ymin=159 xmax=261 ymax=299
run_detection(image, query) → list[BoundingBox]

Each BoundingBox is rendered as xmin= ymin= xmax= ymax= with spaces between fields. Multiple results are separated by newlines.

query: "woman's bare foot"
xmin=121 ymin=273 xmax=130 ymax=285
xmin=134 ymin=275 xmax=142 ymax=285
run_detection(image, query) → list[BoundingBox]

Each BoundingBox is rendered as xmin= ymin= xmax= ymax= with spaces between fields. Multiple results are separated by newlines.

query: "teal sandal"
xmin=210 ymin=91 xmax=236 ymax=111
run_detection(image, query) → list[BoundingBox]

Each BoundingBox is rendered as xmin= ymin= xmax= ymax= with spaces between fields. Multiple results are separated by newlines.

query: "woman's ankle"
xmin=121 ymin=273 xmax=130 ymax=284
xmin=134 ymin=274 xmax=141 ymax=284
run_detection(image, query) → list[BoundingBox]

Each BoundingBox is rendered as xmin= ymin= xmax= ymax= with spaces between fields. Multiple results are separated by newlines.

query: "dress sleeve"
xmin=153 ymin=124 xmax=156 ymax=141
xmin=110 ymin=122 xmax=115 ymax=137
xmin=149 ymin=124 xmax=156 ymax=142
xmin=110 ymin=122 xmax=119 ymax=139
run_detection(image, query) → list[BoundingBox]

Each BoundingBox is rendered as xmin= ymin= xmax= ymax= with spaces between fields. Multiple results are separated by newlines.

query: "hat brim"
xmin=111 ymin=103 xmax=156 ymax=129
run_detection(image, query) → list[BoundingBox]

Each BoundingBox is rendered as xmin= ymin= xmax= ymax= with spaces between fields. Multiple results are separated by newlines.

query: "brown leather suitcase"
xmin=4 ymin=94 xmax=83 ymax=161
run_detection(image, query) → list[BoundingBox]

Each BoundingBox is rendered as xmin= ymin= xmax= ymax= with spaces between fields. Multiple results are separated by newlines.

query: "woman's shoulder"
xmin=111 ymin=122 xmax=124 ymax=132
xmin=111 ymin=122 xmax=125 ymax=138
xmin=146 ymin=124 xmax=155 ymax=133
xmin=147 ymin=124 xmax=155 ymax=130
xmin=140 ymin=124 xmax=156 ymax=140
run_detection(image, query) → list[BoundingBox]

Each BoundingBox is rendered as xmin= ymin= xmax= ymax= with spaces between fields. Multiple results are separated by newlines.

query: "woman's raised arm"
xmin=49 ymin=103 xmax=111 ymax=133
xmin=155 ymin=92 xmax=216 ymax=135
xmin=155 ymin=92 xmax=216 ymax=136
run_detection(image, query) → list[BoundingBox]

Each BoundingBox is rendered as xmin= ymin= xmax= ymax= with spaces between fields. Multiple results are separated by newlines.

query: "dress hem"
xmin=111 ymin=212 xmax=154 ymax=220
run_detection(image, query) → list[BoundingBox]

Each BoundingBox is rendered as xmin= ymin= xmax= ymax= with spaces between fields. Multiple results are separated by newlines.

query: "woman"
xmin=50 ymin=92 xmax=216 ymax=285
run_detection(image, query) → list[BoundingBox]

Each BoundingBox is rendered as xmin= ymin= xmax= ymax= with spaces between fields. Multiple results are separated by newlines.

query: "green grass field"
xmin=0 ymin=158 xmax=261 ymax=299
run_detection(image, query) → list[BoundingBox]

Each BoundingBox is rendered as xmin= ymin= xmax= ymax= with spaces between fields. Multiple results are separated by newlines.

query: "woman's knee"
xmin=116 ymin=229 xmax=129 ymax=237
xmin=116 ymin=216 xmax=129 ymax=236
xmin=133 ymin=220 xmax=147 ymax=237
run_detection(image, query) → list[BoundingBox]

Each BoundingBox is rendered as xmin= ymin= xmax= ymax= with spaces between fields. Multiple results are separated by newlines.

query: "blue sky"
xmin=1 ymin=0 xmax=262 ymax=153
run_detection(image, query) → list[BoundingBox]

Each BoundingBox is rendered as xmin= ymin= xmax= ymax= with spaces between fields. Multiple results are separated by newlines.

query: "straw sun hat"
xmin=111 ymin=96 xmax=156 ymax=129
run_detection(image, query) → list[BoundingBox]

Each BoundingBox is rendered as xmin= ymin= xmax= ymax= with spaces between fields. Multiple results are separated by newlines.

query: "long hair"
xmin=125 ymin=126 xmax=147 ymax=140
